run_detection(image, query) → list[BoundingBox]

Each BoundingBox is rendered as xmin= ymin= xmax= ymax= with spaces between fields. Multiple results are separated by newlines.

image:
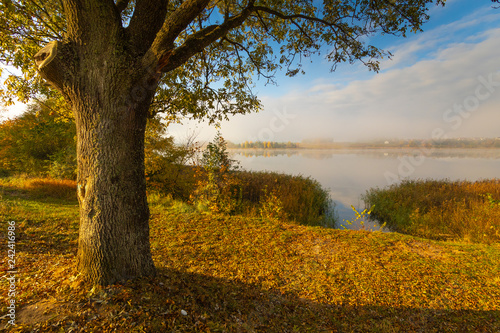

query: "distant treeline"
xmin=348 ymin=138 xmax=500 ymax=149
xmin=228 ymin=141 xmax=298 ymax=149
xmin=228 ymin=138 xmax=500 ymax=149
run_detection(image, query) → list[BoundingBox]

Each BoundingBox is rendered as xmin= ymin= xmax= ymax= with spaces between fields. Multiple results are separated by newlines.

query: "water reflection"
xmin=231 ymin=148 xmax=500 ymax=160
xmin=230 ymin=148 xmax=500 ymax=231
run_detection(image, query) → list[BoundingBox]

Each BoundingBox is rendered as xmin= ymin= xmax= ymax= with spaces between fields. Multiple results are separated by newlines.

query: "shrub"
xmin=144 ymin=117 xmax=198 ymax=200
xmin=259 ymin=185 xmax=288 ymax=221
xmin=0 ymin=168 xmax=10 ymax=178
xmin=49 ymin=146 xmax=77 ymax=180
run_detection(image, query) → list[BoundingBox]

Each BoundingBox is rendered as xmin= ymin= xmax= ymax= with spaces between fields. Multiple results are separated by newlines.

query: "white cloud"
xmin=378 ymin=4 xmax=498 ymax=70
xmin=212 ymin=23 xmax=500 ymax=143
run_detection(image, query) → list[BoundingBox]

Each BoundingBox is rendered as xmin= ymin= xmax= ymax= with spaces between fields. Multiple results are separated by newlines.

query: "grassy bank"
xmin=363 ymin=179 xmax=500 ymax=244
xmin=1 ymin=177 xmax=500 ymax=332
xmin=149 ymin=166 xmax=334 ymax=227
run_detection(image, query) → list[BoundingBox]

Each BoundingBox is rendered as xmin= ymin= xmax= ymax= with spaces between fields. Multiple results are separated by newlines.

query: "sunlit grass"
xmin=363 ymin=179 xmax=500 ymax=243
xmin=0 ymin=175 xmax=77 ymax=201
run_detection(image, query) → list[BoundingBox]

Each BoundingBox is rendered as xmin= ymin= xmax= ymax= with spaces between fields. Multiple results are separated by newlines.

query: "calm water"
xmin=230 ymin=148 xmax=500 ymax=230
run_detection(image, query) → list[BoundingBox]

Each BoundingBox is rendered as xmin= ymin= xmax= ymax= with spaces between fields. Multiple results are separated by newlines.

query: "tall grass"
xmin=363 ymin=179 xmax=500 ymax=243
xmin=234 ymin=171 xmax=334 ymax=226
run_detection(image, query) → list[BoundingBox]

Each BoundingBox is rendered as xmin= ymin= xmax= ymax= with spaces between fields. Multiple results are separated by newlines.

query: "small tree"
xmin=193 ymin=131 xmax=241 ymax=214
xmin=200 ymin=132 xmax=237 ymax=173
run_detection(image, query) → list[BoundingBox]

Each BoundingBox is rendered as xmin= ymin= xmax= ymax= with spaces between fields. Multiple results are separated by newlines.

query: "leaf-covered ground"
xmin=1 ymin=179 xmax=500 ymax=332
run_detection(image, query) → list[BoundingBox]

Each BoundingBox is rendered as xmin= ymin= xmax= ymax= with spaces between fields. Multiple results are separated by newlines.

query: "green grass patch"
xmin=1 ymin=178 xmax=500 ymax=332
xmin=363 ymin=179 xmax=500 ymax=244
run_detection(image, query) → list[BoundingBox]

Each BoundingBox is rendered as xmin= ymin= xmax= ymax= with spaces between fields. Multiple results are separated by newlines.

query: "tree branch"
xmin=126 ymin=0 xmax=169 ymax=55
xmin=154 ymin=1 xmax=255 ymax=73
xmin=253 ymin=6 xmax=342 ymax=30
xmin=33 ymin=40 xmax=75 ymax=95
xmin=379 ymin=0 xmax=422 ymax=32
xmin=253 ymin=5 xmax=363 ymax=61
xmin=223 ymin=37 xmax=273 ymax=81
xmin=149 ymin=0 xmax=212 ymax=60
xmin=25 ymin=0 xmax=65 ymax=38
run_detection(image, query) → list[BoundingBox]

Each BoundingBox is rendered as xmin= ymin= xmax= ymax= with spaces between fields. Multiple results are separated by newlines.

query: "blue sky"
xmin=170 ymin=0 xmax=500 ymax=143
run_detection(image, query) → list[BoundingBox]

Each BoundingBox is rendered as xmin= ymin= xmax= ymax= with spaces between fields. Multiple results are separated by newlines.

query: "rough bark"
xmin=73 ymin=66 xmax=159 ymax=284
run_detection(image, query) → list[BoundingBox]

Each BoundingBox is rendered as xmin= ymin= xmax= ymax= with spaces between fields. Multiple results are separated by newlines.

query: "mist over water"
xmin=230 ymin=149 xmax=500 ymax=230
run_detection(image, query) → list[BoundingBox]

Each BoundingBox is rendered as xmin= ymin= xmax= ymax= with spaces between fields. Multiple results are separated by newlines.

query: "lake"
xmin=230 ymin=148 xmax=500 ymax=230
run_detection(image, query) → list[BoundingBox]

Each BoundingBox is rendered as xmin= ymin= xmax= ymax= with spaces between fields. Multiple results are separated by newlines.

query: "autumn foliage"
xmin=187 ymin=132 xmax=333 ymax=225
xmin=0 ymin=101 xmax=76 ymax=179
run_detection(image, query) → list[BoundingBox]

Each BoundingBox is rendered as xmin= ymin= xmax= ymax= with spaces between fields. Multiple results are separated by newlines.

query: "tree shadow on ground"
xmin=21 ymin=266 xmax=497 ymax=332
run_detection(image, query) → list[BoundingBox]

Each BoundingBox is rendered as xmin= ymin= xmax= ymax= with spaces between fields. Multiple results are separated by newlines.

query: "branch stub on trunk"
xmin=34 ymin=40 xmax=74 ymax=92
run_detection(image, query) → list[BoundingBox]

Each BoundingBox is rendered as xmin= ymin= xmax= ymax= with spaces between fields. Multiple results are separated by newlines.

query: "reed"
xmin=363 ymin=179 xmax=500 ymax=243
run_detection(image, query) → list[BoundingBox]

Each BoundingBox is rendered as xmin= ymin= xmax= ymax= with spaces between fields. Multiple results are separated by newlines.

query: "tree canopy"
xmin=1 ymin=0 xmax=450 ymax=123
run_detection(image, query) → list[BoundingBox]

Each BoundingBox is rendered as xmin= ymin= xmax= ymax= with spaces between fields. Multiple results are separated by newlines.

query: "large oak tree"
xmin=1 ymin=0 xmax=457 ymax=285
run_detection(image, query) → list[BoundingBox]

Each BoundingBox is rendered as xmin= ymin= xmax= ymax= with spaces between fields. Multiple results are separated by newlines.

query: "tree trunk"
xmin=72 ymin=64 xmax=158 ymax=285
xmin=34 ymin=28 xmax=163 ymax=284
